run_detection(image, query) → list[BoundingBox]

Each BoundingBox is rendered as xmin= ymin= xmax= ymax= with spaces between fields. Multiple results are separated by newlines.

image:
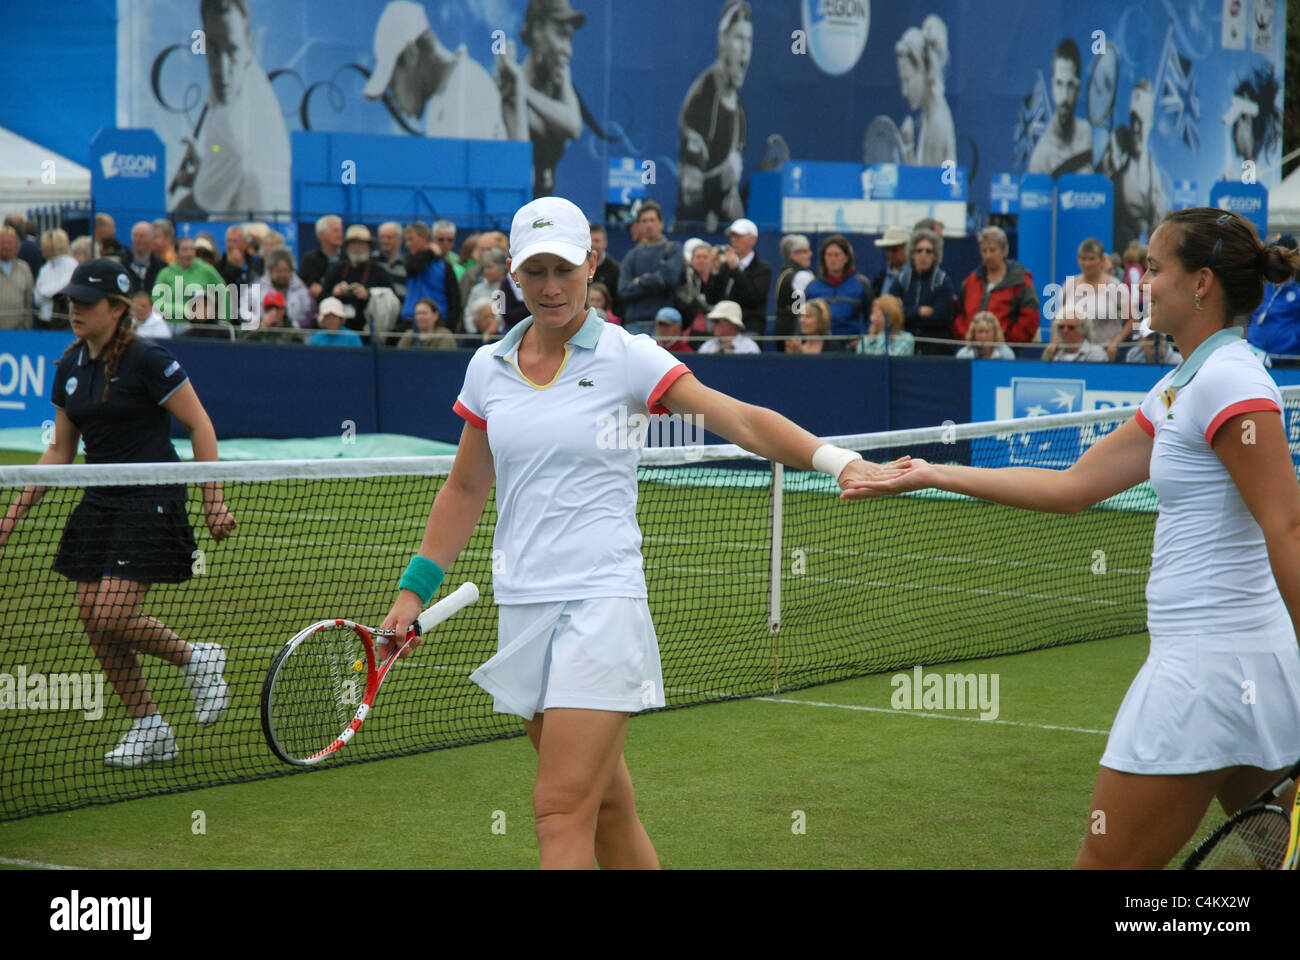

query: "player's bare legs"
xmin=523 ymin=709 xmax=659 ymax=869
xmin=76 ymin=578 xmax=190 ymax=720
xmin=1074 ymin=766 xmax=1228 ymax=869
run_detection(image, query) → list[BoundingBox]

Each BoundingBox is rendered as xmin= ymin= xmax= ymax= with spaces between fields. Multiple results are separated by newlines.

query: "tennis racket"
xmin=261 ymin=582 xmax=480 ymax=766
xmin=1283 ymin=768 xmax=1300 ymax=870
xmin=1181 ymin=757 xmax=1300 ymax=870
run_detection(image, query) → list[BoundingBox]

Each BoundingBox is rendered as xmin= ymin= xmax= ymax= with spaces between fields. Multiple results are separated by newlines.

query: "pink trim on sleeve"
xmin=647 ymin=363 xmax=691 ymax=415
xmin=453 ymin=399 xmax=487 ymax=431
xmin=1205 ymin=399 xmax=1280 ymax=445
xmin=1134 ymin=409 xmax=1155 ymax=438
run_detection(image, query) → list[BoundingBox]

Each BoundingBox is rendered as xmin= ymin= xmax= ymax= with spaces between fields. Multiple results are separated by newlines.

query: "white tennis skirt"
xmin=1101 ymin=611 xmax=1300 ymax=774
xmin=468 ymin=597 xmax=665 ymax=720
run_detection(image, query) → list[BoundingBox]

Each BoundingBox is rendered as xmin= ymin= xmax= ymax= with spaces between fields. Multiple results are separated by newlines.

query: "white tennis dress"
xmin=1102 ymin=328 xmax=1300 ymax=774
xmin=453 ymin=309 xmax=690 ymax=718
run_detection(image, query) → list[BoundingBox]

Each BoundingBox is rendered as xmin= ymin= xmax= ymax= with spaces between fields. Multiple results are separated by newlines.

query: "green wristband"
xmin=399 ymin=555 xmax=445 ymax=605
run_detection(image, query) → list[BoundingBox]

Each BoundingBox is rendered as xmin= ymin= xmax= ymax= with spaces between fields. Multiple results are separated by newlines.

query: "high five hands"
xmin=838 ymin=456 xmax=938 ymax=500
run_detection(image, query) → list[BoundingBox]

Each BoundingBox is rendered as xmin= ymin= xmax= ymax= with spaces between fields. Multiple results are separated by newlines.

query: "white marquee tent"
xmin=1269 ymin=162 xmax=1300 ymax=235
xmin=0 ymin=126 xmax=90 ymax=205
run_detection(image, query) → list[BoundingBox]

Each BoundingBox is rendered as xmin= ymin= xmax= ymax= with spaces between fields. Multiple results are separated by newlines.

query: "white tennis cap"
xmin=363 ymin=1 xmax=430 ymax=99
xmin=510 ymin=197 xmax=590 ymax=269
xmin=318 ymin=296 xmax=346 ymax=318
xmin=726 ymin=218 xmax=758 ymax=237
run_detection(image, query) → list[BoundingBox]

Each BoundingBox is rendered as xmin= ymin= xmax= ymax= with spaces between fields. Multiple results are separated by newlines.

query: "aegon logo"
xmin=1021 ymin=192 xmax=1053 ymax=211
xmin=802 ymin=0 xmax=870 ymax=76
xmin=99 ymin=152 xmax=159 ymax=179
xmin=1221 ymin=196 xmax=1263 ymax=213
xmin=1060 ymin=190 xmax=1108 ymax=211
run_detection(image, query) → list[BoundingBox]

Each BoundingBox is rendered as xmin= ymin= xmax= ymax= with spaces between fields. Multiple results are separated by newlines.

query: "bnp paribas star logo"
xmin=532 ymin=218 xmax=553 ymax=229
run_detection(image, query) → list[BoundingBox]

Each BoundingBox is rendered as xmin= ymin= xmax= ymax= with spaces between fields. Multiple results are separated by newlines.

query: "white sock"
xmin=135 ymin=714 xmax=164 ymax=730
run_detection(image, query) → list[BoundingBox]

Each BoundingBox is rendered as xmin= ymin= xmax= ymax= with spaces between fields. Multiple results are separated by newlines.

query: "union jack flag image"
xmin=1014 ymin=69 xmax=1051 ymax=170
xmin=1155 ymin=24 xmax=1201 ymax=150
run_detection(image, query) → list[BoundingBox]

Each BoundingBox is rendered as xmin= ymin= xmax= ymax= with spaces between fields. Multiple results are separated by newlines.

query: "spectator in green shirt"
xmin=153 ymin=237 xmax=228 ymax=326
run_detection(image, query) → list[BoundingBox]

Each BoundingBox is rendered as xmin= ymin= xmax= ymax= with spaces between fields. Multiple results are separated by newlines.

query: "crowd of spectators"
xmin=2 ymin=207 xmax=1296 ymax=363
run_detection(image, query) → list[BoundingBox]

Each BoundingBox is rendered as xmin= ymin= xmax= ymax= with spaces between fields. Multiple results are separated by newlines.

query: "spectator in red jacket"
xmin=953 ymin=226 xmax=1040 ymax=344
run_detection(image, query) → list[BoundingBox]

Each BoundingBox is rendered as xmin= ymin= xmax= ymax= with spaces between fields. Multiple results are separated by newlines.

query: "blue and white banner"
xmin=1054 ymin=173 xmax=1113 ymax=283
xmin=1173 ymin=179 xmax=1198 ymax=210
xmin=0 ymin=331 xmax=75 ymax=430
xmin=0 ymin=0 xmax=1286 ymax=231
xmin=89 ymin=128 xmax=165 ymax=225
xmin=990 ymin=173 xmax=1019 ymax=214
xmin=766 ymin=159 xmax=967 ymax=234
xmin=1209 ymin=181 xmax=1270 ymax=240
xmin=1017 ymin=174 xmax=1054 ymax=333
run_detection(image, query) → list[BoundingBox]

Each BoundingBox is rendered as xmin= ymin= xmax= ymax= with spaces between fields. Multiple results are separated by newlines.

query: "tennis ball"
xmin=353 ymin=659 xmax=364 ymax=672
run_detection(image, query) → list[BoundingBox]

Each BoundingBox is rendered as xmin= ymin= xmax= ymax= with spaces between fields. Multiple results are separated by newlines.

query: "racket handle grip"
xmin=414 ymin=581 xmax=480 ymax=636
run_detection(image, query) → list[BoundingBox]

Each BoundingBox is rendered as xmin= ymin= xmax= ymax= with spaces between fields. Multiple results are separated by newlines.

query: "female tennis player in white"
xmin=846 ymin=208 xmax=1300 ymax=869
xmin=381 ymin=196 xmax=901 ymax=869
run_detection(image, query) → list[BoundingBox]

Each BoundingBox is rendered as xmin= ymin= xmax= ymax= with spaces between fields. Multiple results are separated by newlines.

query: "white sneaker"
xmin=185 ymin=642 xmax=230 ymax=727
xmin=104 ymin=719 xmax=178 ymax=768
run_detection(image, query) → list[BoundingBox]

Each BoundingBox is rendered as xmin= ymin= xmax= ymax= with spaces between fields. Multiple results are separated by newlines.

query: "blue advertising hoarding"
xmin=1054 ymin=174 xmax=1113 ymax=283
xmin=969 ymin=356 xmax=1300 ymax=468
xmin=1018 ymin=174 xmax=1054 ymax=334
xmin=88 ymin=127 xmax=165 ymax=226
xmin=1209 ymin=181 xmax=1270 ymax=240
xmin=0 ymin=331 xmax=76 ymax=430
xmin=748 ymin=159 xmax=968 ymax=235
xmin=990 ymin=173 xmax=1019 ymax=214
xmin=0 ymin=1 xmax=1286 ymax=234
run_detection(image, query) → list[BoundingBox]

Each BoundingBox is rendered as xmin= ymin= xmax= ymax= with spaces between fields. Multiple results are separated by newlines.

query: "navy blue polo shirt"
xmin=52 ymin=338 xmax=189 ymax=502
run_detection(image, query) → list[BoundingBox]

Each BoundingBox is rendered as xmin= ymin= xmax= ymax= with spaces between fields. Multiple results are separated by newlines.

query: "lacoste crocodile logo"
xmin=579 ymin=378 xmax=594 ymax=387
xmin=532 ymin=218 xmax=553 ymax=229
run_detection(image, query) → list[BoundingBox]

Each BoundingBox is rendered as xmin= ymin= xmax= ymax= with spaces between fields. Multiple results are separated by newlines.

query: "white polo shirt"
xmin=1134 ymin=328 xmax=1285 ymax=634
xmin=454 ymin=309 xmax=690 ymax=603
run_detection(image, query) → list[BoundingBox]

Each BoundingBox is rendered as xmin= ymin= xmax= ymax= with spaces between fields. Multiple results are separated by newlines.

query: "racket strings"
xmin=1197 ymin=809 xmax=1291 ymax=870
xmin=266 ymin=624 xmax=368 ymax=761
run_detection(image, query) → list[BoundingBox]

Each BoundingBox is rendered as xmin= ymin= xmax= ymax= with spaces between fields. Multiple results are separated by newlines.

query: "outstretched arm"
xmin=660 ymin=373 xmax=905 ymax=487
xmin=841 ymin=415 xmax=1152 ymax=513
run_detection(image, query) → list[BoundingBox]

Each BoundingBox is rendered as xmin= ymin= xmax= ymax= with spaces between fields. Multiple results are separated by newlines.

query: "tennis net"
xmin=3 ymin=391 xmax=1298 ymax=820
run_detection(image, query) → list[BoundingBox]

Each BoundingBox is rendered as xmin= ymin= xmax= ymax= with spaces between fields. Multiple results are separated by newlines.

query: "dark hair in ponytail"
xmin=96 ymin=295 xmax=136 ymax=401
xmin=1159 ymin=208 xmax=1300 ymax=324
xmin=1259 ymin=243 xmax=1300 ymax=285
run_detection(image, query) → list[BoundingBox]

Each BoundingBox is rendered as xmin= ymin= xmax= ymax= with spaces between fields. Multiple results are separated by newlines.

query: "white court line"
xmin=645 ymin=533 xmax=1149 ymax=577
xmin=648 ymin=563 xmax=1142 ymax=609
xmin=0 ymin=856 xmax=88 ymax=871
xmin=756 ymin=696 xmax=1109 ymax=736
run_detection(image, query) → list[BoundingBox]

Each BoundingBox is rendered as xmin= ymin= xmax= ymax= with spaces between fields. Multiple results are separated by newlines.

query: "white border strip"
xmin=0 ymin=856 xmax=88 ymax=870
xmin=0 ymin=455 xmax=457 ymax=487
xmin=756 ymin=696 xmax=1110 ymax=736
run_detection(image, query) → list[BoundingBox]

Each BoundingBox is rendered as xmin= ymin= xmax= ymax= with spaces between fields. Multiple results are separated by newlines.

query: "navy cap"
xmin=60 ymin=258 xmax=132 ymax=303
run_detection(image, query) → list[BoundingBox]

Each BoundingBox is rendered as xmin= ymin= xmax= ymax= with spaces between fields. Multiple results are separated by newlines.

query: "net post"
xmin=768 ymin=461 xmax=783 ymax=694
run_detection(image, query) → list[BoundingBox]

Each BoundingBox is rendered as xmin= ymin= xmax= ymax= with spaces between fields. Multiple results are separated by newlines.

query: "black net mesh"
xmin=2 ymin=399 xmax=1297 ymax=821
